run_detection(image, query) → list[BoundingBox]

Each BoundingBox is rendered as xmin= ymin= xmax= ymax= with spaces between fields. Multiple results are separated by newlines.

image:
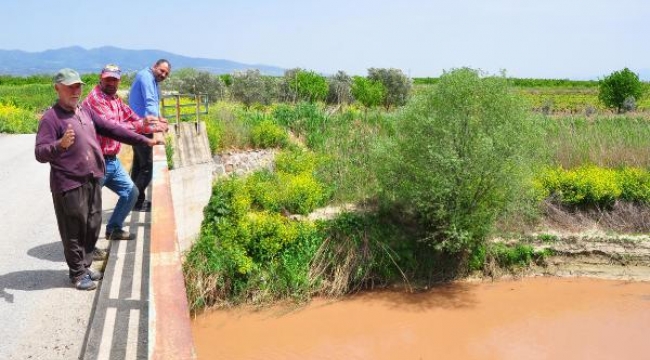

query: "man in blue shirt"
xmin=128 ymin=59 xmax=171 ymax=211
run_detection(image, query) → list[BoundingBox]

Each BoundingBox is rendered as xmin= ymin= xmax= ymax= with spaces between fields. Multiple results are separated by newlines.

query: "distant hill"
xmin=0 ymin=46 xmax=286 ymax=76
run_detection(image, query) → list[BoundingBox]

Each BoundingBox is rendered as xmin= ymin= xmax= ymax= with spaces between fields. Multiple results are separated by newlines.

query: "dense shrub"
xmin=231 ymin=69 xmax=277 ymax=107
xmin=184 ymin=175 xmax=323 ymax=307
xmin=250 ymin=118 xmax=288 ymax=148
xmin=0 ymin=103 xmax=38 ymax=133
xmin=367 ymin=68 xmax=412 ymax=108
xmin=351 ymin=76 xmax=386 ymax=108
xmin=247 ymin=148 xmax=326 ymax=215
xmin=536 ymin=165 xmax=650 ymax=206
xmin=327 ymin=71 xmax=353 ymax=105
xmin=378 ymin=68 xmax=540 ymax=254
xmin=280 ymin=68 xmax=328 ymax=103
xmin=183 ymin=148 xmax=331 ymax=307
xmin=163 ymin=68 xmax=226 ymax=102
xmin=599 ymin=68 xmax=644 ymax=113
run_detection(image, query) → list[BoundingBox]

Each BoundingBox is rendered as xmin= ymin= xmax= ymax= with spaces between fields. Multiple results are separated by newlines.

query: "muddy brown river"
xmin=191 ymin=277 xmax=650 ymax=359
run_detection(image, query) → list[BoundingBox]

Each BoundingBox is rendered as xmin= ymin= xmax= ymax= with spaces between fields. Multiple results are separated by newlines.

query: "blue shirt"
xmin=129 ymin=67 xmax=160 ymax=117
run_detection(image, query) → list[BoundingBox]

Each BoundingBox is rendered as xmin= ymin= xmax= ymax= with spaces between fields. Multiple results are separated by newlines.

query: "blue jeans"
xmin=101 ymin=158 xmax=139 ymax=233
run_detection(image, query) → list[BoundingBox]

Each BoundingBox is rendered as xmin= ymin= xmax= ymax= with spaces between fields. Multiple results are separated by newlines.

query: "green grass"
xmin=539 ymin=114 xmax=650 ymax=168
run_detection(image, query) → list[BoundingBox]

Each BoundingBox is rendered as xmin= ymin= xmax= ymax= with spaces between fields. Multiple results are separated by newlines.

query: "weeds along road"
xmin=0 ymin=134 xmax=95 ymax=360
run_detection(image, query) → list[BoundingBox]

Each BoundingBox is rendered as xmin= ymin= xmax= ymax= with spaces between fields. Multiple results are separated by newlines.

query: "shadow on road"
xmin=27 ymin=241 xmax=64 ymax=262
xmin=0 ymin=269 xmax=69 ymax=304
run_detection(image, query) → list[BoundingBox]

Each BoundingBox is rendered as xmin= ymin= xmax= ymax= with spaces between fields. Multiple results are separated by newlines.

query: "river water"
xmin=192 ymin=277 xmax=650 ymax=359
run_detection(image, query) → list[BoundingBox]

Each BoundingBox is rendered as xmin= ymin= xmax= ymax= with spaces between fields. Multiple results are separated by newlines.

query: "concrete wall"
xmin=169 ymin=128 xmax=275 ymax=254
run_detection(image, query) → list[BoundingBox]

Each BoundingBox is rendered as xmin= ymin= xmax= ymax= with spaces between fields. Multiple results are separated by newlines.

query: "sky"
xmin=3 ymin=0 xmax=649 ymax=80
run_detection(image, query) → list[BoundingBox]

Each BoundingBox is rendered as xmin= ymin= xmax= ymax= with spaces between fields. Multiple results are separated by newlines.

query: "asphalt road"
xmin=0 ymin=134 xmax=96 ymax=360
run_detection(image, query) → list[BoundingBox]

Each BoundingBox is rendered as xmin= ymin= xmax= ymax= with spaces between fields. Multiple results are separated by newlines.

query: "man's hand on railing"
xmin=156 ymin=117 xmax=169 ymax=133
xmin=146 ymin=137 xmax=165 ymax=147
xmin=143 ymin=115 xmax=169 ymax=133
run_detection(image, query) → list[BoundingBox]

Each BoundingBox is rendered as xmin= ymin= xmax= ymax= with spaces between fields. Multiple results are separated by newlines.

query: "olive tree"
xmin=163 ymin=68 xmax=226 ymax=102
xmin=599 ymin=68 xmax=644 ymax=113
xmin=327 ymin=71 xmax=353 ymax=105
xmin=231 ymin=69 xmax=277 ymax=107
xmin=367 ymin=68 xmax=412 ymax=109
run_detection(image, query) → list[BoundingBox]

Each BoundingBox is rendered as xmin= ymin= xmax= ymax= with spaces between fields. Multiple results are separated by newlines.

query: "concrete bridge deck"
xmin=0 ymin=134 xmax=195 ymax=359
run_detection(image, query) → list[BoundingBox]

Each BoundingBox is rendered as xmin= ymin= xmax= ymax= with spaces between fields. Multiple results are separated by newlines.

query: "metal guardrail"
xmin=160 ymin=93 xmax=209 ymax=135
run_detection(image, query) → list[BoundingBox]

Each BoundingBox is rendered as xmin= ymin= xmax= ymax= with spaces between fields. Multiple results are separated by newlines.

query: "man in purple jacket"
xmin=35 ymin=68 xmax=162 ymax=291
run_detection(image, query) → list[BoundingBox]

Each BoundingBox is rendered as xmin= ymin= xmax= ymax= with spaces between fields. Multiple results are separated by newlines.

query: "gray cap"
xmin=53 ymin=68 xmax=85 ymax=85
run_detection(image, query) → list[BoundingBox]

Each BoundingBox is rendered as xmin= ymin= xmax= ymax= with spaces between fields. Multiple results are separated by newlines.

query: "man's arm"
xmin=120 ymin=102 xmax=167 ymax=134
xmin=34 ymin=115 xmax=64 ymax=163
xmin=88 ymin=107 xmax=161 ymax=147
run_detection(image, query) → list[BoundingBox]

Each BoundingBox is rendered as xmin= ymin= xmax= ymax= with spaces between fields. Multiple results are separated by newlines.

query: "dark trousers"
xmin=131 ymin=141 xmax=153 ymax=205
xmin=52 ymin=179 xmax=102 ymax=281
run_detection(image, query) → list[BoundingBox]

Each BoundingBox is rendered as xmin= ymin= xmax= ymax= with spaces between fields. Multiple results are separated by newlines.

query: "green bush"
xmin=163 ymin=68 xmax=226 ymax=102
xmin=185 ymin=173 xmax=326 ymax=307
xmin=246 ymin=149 xmax=327 ymax=215
xmin=617 ymin=167 xmax=650 ymax=202
xmin=275 ymin=149 xmax=318 ymax=175
xmin=280 ymin=172 xmax=325 ymax=214
xmin=599 ymin=68 xmax=644 ymax=113
xmin=379 ymin=68 xmax=541 ymax=253
xmin=250 ymin=118 xmax=288 ymax=148
xmin=281 ymin=69 xmax=328 ymax=103
xmin=0 ymin=103 xmax=38 ymax=133
xmin=230 ymin=69 xmax=277 ymax=107
xmin=367 ymin=68 xmax=412 ymax=108
xmin=351 ymin=76 xmax=386 ymax=108
xmin=327 ymin=71 xmax=353 ymax=105
xmin=536 ymin=165 xmax=650 ymax=206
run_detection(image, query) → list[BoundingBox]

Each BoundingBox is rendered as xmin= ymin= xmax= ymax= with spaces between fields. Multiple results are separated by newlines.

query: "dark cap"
xmin=101 ymin=64 xmax=121 ymax=79
xmin=53 ymin=68 xmax=85 ymax=85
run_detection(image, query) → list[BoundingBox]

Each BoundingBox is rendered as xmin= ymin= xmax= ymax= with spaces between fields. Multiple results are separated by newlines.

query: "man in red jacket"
xmin=83 ymin=64 xmax=168 ymax=243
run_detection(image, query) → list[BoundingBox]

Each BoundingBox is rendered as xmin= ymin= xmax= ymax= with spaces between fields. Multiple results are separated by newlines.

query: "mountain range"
xmin=0 ymin=46 xmax=286 ymax=76
xmin=1 ymin=46 xmax=648 ymax=81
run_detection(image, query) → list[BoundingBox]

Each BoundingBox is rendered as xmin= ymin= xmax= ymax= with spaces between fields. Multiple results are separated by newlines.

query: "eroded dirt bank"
xmin=192 ymin=277 xmax=650 ymax=360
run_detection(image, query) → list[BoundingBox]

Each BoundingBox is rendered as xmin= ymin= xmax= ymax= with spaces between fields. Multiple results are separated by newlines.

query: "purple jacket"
xmin=35 ymin=103 xmax=151 ymax=193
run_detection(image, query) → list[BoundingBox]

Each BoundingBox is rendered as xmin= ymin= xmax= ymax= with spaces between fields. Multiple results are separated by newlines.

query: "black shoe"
xmin=73 ymin=274 xmax=97 ymax=291
xmin=106 ymin=229 xmax=134 ymax=240
xmin=133 ymin=200 xmax=151 ymax=212
xmin=87 ymin=268 xmax=103 ymax=281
